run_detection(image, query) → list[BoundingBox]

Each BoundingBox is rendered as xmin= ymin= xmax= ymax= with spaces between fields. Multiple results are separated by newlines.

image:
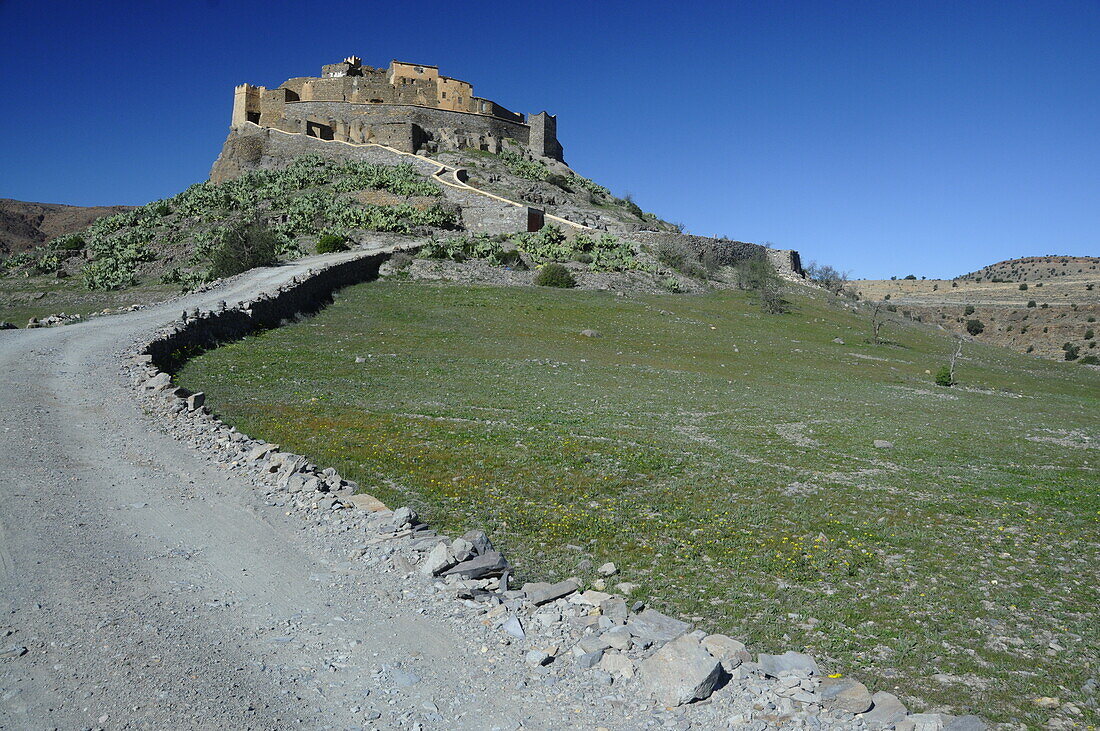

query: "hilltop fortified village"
xmin=231 ymin=56 xmax=564 ymax=161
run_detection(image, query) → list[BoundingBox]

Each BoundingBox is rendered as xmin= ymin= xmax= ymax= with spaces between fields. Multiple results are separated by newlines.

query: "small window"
xmin=441 ymin=91 xmax=446 ymax=98
xmin=415 ymin=66 xmax=423 ymax=74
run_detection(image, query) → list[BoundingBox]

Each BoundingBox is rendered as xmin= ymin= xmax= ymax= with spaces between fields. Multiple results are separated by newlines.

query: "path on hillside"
xmin=0 ymin=246 xmax=630 ymax=730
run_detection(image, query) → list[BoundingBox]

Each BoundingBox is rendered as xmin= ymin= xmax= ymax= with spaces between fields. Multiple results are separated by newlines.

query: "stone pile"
xmin=122 ymin=255 xmax=988 ymax=731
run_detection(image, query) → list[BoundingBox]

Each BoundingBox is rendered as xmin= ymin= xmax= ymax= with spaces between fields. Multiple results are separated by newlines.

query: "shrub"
xmin=389 ymin=252 xmax=413 ymax=270
xmin=620 ymin=194 xmax=644 ymax=219
xmin=964 ymin=305 xmax=975 ymax=316
xmin=1085 ymin=329 xmax=1095 ymax=340
xmin=52 ymin=233 xmax=85 ymax=251
xmin=1079 ymin=355 xmax=1100 ymax=365
xmin=662 ymin=277 xmax=683 ymax=293
xmin=316 ymin=233 xmax=350 ymax=253
xmin=1026 ymin=345 xmax=1034 ymax=353
xmin=656 ymin=239 xmax=709 ymax=279
xmin=805 ymin=261 xmax=849 ymax=294
xmin=545 ymin=173 xmax=573 ymax=191
xmin=1019 ymin=283 xmax=1028 ymax=290
xmin=209 ymin=221 xmax=279 ymax=279
xmin=966 ymin=319 xmax=985 ymax=336
xmin=499 ymin=148 xmax=549 ymax=181
xmin=904 ymin=274 xmax=917 ymax=280
xmin=1063 ymin=343 xmax=1080 ymax=361
xmin=1027 ymin=300 xmax=1036 ymax=307
xmin=738 ymin=258 xmax=786 ymax=314
xmin=934 ymin=365 xmax=954 ymax=387
xmin=534 ymin=263 xmax=576 ymax=288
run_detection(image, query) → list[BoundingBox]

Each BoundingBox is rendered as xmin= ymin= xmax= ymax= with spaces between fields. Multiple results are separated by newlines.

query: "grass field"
xmin=0 ymin=274 xmax=180 ymax=325
xmin=176 ymin=280 xmax=1099 ymax=726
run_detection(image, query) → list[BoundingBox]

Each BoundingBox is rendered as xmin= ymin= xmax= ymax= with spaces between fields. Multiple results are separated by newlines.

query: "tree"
xmin=738 ymin=258 xmax=786 ymax=314
xmin=804 ymin=260 xmax=849 ymax=295
xmin=937 ymin=340 xmax=964 ymax=386
xmin=870 ymin=301 xmax=887 ymax=344
xmin=966 ymin=319 xmax=984 ymax=336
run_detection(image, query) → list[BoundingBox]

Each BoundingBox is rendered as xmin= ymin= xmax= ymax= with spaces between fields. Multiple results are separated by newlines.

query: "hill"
xmin=850 ymin=257 xmax=1099 ymax=361
xmin=0 ymin=198 xmax=134 ymax=256
xmin=175 ymin=279 xmax=1100 ymax=728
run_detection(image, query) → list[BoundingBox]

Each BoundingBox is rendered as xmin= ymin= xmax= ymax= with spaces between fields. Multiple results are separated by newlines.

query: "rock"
xmin=832 ymin=337 xmax=845 ymax=344
xmin=818 ymin=676 xmax=873 ymax=713
xmin=598 ymin=650 xmax=635 ymax=678
xmin=392 ymin=506 xmax=418 ymax=527
xmin=248 ymin=443 xmax=278 ymax=461
xmin=626 ymin=609 xmax=692 ymax=643
xmin=570 ymin=590 xmax=611 ymax=606
xmin=574 ymin=636 xmax=611 ymax=655
xmin=144 ymin=372 xmax=171 ymax=391
xmin=0 ymin=646 xmax=28 ymax=659
xmin=345 ymin=493 xmax=388 ymax=512
xmin=614 ymin=582 xmax=638 ymax=595
xmin=700 ymin=634 xmax=747 ymax=671
xmin=525 ymin=649 xmax=551 ymax=667
xmin=384 ymin=666 xmax=421 ymax=688
xmin=873 ymin=439 xmax=894 ymax=449
xmin=0 ymin=321 xmax=17 ymax=330
xmin=639 ymin=635 xmax=724 ymax=707
xmin=1033 ymin=697 xmax=1060 ymax=709
xmin=862 ymin=691 xmax=908 ymax=728
xmin=419 ymin=542 xmax=457 ymax=576
xmin=451 ymin=537 xmax=475 ymax=561
xmin=523 ymin=579 xmax=578 ymax=606
xmin=758 ymin=650 xmax=819 ymax=678
xmin=575 ymin=649 xmax=604 ymax=669
xmin=500 ymin=616 xmax=524 ymax=639
xmin=442 ymin=551 xmax=508 ymax=579
xmin=186 ymin=392 xmax=205 ymax=410
xmin=600 ymin=596 xmax=629 ymax=624
xmin=943 ymin=716 xmax=987 ymax=731
xmin=603 ymin=626 xmax=633 ymax=650
xmin=580 ymin=329 xmax=602 ymax=338
xmin=462 ymin=529 xmax=493 ymax=555
xmin=597 ymin=562 xmax=618 ymax=576
xmin=905 ymin=713 xmax=948 ymax=731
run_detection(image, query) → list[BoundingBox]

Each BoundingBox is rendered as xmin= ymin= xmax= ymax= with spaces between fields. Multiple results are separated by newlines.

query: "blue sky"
xmin=1 ymin=0 xmax=1096 ymax=278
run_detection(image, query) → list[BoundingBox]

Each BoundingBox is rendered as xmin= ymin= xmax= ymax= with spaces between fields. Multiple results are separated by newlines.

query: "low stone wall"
xmin=145 ymin=252 xmax=387 ymax=372
xmin=628 ymin=232 xmax=766 ymax=266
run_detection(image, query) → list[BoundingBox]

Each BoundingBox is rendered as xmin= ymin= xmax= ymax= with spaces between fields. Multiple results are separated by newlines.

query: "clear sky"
xmin=1 ymin=0 xmax=1096 ymax=278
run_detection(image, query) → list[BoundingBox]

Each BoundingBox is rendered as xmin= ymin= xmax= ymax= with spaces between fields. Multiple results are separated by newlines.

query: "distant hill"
xmin=850 ymin=256 xmax=1099 ymax=361
xmin=958 ymin=255 xmax=1099 ymax=283
xmin=0 ymin=198 xmax=135 ymax=256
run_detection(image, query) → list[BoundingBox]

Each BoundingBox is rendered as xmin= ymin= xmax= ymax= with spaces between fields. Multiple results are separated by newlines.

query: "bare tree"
xmin=949 ymin=339 xmax=964 ymax=384
xmin=870 ymin=301 xmax=886 ymax=344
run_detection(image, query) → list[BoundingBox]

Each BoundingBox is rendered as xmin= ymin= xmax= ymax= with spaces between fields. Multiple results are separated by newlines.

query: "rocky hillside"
xmin=851 ymin=257 xmax=1099 ymax=361
xmin=959 ymin=255 xmax=1099 ymax=283
xmin=0 ymin=198 xmax=134 ymax=256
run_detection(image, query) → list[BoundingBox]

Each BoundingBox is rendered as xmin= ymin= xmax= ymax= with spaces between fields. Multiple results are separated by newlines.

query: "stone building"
xmin=229 ymin=57 xmax=564 ymax=161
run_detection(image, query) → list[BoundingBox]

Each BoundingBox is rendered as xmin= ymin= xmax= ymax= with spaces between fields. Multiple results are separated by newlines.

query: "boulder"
xmin=598 ymin=650 xmax=635 ymax=678
xmin=626 ymin=609 xmax=691 ymax=643
xmin=700 ymin=634 xmax=747 ymax=672
xmin=186 ymin=392 xmax=205 ymax=411
xmin=442 ymin=551 xmax=508 ymax=579
xmin=818 ymin=676 xmax=873 ymax=713
xmin=639 ymin=635 xmax=724 ymax=707
xmin=523 ymin=579 xmax=578 ymax=606
xmin=863 ymin=691 xmax=908 ymax=728
xmin=944 ymin=716 xmax=987 ymax=731
xmin=873 ymin=439 xmax=894 ymax=449
xmin=345 ymin=493 xmax=388 ymax=512
xmin=758 ymin=650 xmax=819 ymax=678
xmin=462 ymin=529 xmax=493 ymax=555
xmin=392 ymin=506 xmax=418 ymax=528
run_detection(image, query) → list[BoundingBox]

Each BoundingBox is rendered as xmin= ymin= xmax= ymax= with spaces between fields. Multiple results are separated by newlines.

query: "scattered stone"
xmin=580 ymin=329 xmax=602 ymax=338
xmin=596 ymin=562 xmax=618 ymax=576
xmin=442 ymin=551 xmax=507 ymax=579
xmin=462 ymin=529 xmax=493 ymax=555
xmin=575 ymin=650 xmax=604 ymax=669
xmin=614 ymin=582 xmax=639 ymax=595
xmin=523 ymin=579 xmax=578 ymax=606
xmin=144 ymin=372 xmax=172 ymax=391
xmin=759 ymin=650 xmax=819 ymax=678
xmin=186 ymin=392 xmax=205 ymax=411
xmin=392 ymin=506 xmax=418 ymax=528
xmin=419 ymin=542 xmax=457 ymax=576
xmin=626 ymin=609 xmax=691 ymax=643
xmin=818 ymin=676 xmax=873 ymax=713
xmin=862 ymin=691 xmax=908 ymax=728
xmin=700 ymin=634 xmax=747 ymax=672
xmin=525 ymin=649 xmax=551 ymax=667
xmin=500 ymin=616 xmax=524 ymax=639
xmin=639 ymin=635 xmax=724 ymax=707
xmin=873 ymin=439 xmax=894 ymax=449
xmin=832 ymin=337 xmax=845 ymax=344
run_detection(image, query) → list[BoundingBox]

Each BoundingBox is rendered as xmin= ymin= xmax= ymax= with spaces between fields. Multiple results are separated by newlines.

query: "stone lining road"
xmin=0 ymin=247 xmax=618 ymax=730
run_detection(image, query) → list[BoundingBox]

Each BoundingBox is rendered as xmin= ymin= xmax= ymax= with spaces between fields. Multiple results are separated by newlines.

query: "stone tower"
xmin=529 ymin=112 xmax=563 ymax=162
